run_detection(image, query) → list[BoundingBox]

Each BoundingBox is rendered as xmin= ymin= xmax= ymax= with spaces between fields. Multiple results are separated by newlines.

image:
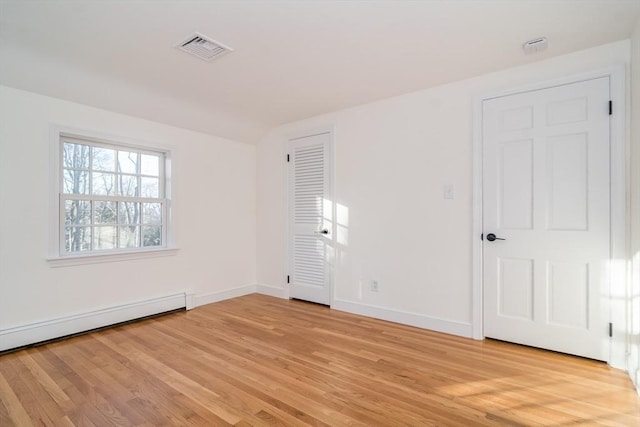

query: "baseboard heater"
xmin=0 ymin=293 xmax=187 ymax=352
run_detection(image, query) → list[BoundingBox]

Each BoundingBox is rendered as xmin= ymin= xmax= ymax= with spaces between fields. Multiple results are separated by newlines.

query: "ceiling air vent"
xmin=176 ymin=32 xmax=233 ymax=61
xmin=522 ymin=37 xmax=548 ymax=55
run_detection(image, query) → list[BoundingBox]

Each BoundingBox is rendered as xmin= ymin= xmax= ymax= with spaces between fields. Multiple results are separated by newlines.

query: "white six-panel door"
xmin=288 ymin=132 xmax=332 ymax=305
xmin=482 ymin=77 xmax=610 ymax=360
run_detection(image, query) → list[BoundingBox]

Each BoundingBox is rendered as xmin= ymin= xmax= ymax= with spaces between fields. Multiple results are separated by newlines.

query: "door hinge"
xmin=608 ymin=322 xmax=613 ymax=337
xmin=286 ymin=154 xmax=290 ymax=162
xmin=609 ymin=100 xmax=612 ymax=116
xmin=287 ymin=275 xmax=290 ymax=284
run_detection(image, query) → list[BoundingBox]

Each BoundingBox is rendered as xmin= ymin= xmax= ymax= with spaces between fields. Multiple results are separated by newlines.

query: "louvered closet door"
xmin=288 ymin=132 xmax=332 ymax=305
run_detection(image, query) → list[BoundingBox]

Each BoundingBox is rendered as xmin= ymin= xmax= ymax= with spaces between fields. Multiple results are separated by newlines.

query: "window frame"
xmin=48 ymin=126 xmax=177 ymax=267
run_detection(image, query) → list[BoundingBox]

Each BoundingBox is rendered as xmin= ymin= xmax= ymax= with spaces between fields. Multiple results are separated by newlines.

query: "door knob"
xmin=486 ymin=233 xmax=505 ymax=242
xmin=316 ymin=229 xmax=329 ymax=235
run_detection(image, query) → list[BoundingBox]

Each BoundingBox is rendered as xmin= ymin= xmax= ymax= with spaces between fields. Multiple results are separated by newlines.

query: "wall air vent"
xmin=176 ymin=32 xmax=233 ymax=61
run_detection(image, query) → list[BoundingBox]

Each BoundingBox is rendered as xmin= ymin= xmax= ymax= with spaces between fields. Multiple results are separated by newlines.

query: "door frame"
xmin=283 ymin=126 xmax=336 ymax=305
xmin=471 ymin=66 xmax=627 ymax=368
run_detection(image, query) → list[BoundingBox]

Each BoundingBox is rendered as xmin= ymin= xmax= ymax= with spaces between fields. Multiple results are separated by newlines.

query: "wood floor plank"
xmin=93 ymin=332 xmax=231 ymax=426
xmin=0 ymin=294 xmax=638 ymax=426
xmin=170 ymin=310 xmax=489 ymax=425
xmin=94 ymin=335 xmax=246 ymax=425
xmin=133 ymin=320 xmax=361 ymax=426
xmin=2 ymin=355 xmax=63 ymax=425
xmin=0 ymin=369 xmax=33 ymax=427
xmin=20 ymin=351 xmax=71 ymax=407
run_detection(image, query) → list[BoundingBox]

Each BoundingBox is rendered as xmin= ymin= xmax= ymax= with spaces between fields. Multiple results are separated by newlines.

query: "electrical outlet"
xmin=370 ymin=280 xmax=379 ymax=292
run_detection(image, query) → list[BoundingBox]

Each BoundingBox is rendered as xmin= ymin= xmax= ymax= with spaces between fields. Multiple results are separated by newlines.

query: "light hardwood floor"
xmin=1 ymin=294 xmax=639 ymax=426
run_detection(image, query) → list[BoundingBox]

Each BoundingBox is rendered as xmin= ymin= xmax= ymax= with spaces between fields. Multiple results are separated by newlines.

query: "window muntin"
xmin=60 ymin=136 xmax=167 ymax=255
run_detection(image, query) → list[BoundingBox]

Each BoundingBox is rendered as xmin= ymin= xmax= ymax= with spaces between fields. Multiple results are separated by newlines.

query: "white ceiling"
xmin=1 ymin=0 xmax=639 ymax=143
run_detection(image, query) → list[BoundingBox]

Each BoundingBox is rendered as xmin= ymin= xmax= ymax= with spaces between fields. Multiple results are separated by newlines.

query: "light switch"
xmin=443 ymin=184 xmax=454 ymax=200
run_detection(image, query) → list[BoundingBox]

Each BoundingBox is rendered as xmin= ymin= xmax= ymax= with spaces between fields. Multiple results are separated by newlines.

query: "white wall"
xmin=628 ymin=17 xmax=640 ymax=390
xmin=0 ymin=86 xmax=256 ymax=335
xmin=257 ymin=40 xmax=631 ymax=337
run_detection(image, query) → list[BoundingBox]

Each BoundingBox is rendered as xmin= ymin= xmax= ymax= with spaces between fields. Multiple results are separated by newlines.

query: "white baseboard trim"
xmin=255 ymin=284 xmax=286 ymax=298
xmin=193 ymin=285 xmax=257 ymax=308
xmin=0 ymin=289 xmax=474 ymax=352
xmin=331 ymin=299 xmax=473 ymax=338
xmin=185 ymin=293 xmax=196 ymax=310
xmin=0 ymin=293 xmax=187 ymax=352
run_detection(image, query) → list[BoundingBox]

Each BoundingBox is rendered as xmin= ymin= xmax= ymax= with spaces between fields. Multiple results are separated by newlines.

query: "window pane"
xmin=141 ymin=154 xmax=160 ymax=176
xmin=93 ymin=226 xmax=116 ymax=250
xmin=63 ymin=143 xmax=89 ymax=170
xmin=119 ymin=226 xmax=140 ymax=248
xmin=141 ymin=177 xmax=159 ymax=198
xmin=143 ymin=226 xmax=162 ymax=247
xmin=117 ymin=151 xmax=138 ymax=174
xmin=94 ymin=201 xmax=116 ymax=224
xmin=92 ymin=172 xmax=115 ymax=195
xmin=65 ymin=200 xmax=91 ymax=225
xmin=65 ymin=226 xmax=91 ymax=252
xmin=119 ymin=174 xmax=138 ymax=197
xmin=119 ymin=202 xmax=140 ymax=225
xmin=63 ymin=169 xmax=89 ymax=194
xmin=59 ymin=137 xmax=167 ymax=255
xmin=92 ymin=147 xmax=115 ymax=172
xmin=142 ymin=203 xmax=162 ymax=224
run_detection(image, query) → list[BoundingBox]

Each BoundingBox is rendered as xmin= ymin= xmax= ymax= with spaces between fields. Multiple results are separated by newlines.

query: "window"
xmin=57 ymin=134 xmax=169 ymax=257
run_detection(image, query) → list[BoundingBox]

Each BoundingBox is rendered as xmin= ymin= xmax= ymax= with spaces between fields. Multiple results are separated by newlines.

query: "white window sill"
xmin=47 ymin=247 xmax=179 ymax=268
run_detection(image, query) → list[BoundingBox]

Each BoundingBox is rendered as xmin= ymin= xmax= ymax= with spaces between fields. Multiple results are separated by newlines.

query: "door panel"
xmin=547 ymin=262 xmax=589 ymax=329
xmin=499 ymin=139 xmax=533 ymax=230
xmin=483 ymin=77 xmax=610 ymax=360
xmin=288 ymin=132 xmax=332 ymax=305
xmin=498 ymin=257 xmax=534 ymax=320
xmin=546 ymin=133 xmax=588 ymax=230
